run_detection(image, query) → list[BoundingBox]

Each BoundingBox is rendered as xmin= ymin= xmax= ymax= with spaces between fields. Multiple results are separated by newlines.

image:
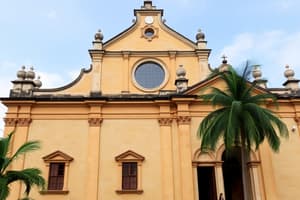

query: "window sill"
xmin=116 ymin=189 xmax=144 ymax=194
xmin=40 ymin=190 xmax=69 ymax=195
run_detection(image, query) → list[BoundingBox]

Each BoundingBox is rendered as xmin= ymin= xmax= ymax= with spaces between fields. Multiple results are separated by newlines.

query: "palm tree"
xmin=197 ymin=65 xmax=288 ymax=200
xmin=0 ymin=132 xmax=45 ymax=200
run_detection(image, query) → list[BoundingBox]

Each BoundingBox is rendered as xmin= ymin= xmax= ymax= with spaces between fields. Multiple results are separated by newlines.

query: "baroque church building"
xmin=2 ymin=1 xmax=300 ymax=200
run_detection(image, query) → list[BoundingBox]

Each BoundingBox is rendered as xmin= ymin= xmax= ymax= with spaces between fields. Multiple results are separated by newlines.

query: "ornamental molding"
xmin=177 ymin=116 xmax=191 ymax=125
xmin=4 ymin=118 xmax=32 ymax=127
xmin=88 ymin=118 xmax=103 ymax=127
xmin=247 ymin=161 xmax=261 ymax=167
xmin=43 ymin=150 xmax=74 ymax=163
xmin=158 ymin=118 xmax=173 ymax=126
xmin=4 ymin=118 xmax=18 ymax=127
xmin=141 ymin=25 xmax=159 ymax=41
xmin=115 ymin=150 xmax=145 ymax=162
xmin=18 ymin=118 xmax=32 ymax=126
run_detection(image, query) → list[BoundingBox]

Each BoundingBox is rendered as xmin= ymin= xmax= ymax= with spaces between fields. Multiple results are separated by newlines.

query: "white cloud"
xmin=0 ymin=69 xmax=12 ymax=137
xmin=0 ymin=61 xmax=18 ymax=97
xmin=0 ymin=104 xmax=7 ymax=137
xmin=46 ymin=10 xmax=57 ymax=20
xmin=211 ymin=30 xmax=300 ymax=87
xmin=68 ymin=70 xmax=81 ymax=80
xmin=274 ymin=0 xmax=300 ymax=11
xmin=36 ymin=71 xmax=67 ymax=88
xmin=0 ymin=61 xmax=18 ymax=70
xmin=0 ymin=70 xmax=70 ymax=137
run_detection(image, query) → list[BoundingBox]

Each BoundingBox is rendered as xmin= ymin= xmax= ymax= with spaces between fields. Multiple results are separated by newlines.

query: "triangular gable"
xmin=184 ymin=74 xmax=271 ymax=96
xmin=43 ymin=150 xmax=74 ymax=163
xmin=104 ymin=22 xmax=197 ymax=51
xmin=115 ymin=150 xmax=145 ymax=162
xmin=103 ymin=2 xmax=198 ymax=51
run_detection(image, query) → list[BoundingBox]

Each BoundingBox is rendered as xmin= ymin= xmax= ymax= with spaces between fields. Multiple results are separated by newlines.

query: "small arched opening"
xmin=192 ymin=149 xmax=218 ymax=200
xmin=221 ymin=146 xmax=245 ymax=200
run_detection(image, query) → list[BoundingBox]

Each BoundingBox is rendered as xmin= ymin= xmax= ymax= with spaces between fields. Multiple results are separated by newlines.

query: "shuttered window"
xmin=48 ymin=163 xmax=65 ymax=190
xmin=122 ymin=162 xmax=137 ymax=190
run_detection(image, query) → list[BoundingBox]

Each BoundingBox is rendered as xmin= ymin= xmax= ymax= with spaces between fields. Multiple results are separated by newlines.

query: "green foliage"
xmin=198 ymin=66 xmax=288 ymax=153
xmin=0 ymin=132 xmax=45 ymax=200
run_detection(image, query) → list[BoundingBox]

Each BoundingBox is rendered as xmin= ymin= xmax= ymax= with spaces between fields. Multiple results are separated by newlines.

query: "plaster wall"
xmin=23 ymin=120 xmax=89 ymax=200
xmin=271 ymin=117 xmax=300 ymax=199
xmin=105 ymin=15 xmax=195 ymax=51
xmin=99 ymin=119 xmax=162 ymax=200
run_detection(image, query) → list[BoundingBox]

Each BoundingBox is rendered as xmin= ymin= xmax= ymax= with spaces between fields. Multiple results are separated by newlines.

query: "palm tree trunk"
xmin=241 ymin=146 xmax=250 ymax=200
xmin=241 ymin=131 xmax=251 ymax=200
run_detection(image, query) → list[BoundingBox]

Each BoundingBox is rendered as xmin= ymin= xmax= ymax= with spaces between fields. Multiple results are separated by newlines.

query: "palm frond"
xmin=2 ymin=141 xmax=40 ymax=172
xmin=0 ymin=133 xmax=13 ymax=171
xmin=6 ymin=168 xmax=45 ymax=195
xmin=0 ymin=132 xmax=45 ymax=199
xmin=0 ymin=177 xmax=10 ymax=200
xmin=197 ymin=66 xmax=288 ymax=154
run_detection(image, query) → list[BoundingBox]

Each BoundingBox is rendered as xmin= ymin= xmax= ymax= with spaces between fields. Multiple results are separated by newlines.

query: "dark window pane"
xmin=122 ymin=162 xmax=138 ymax=190
xmin=144 ymin=28 xmax=154 ymax=37
xmin=123 ymin=163 xmax=130 ymax=177
xmin=135 ymin=62 xmax=165 ymax=89
xmin=48 ymin=163 xmax=65 ymax=190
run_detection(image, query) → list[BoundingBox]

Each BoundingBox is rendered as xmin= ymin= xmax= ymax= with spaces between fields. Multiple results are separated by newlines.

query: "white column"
xmin=248 ymin=162 xmax=263 ymax=200
xmin=215 ymin=162 xmax=226 ymax=199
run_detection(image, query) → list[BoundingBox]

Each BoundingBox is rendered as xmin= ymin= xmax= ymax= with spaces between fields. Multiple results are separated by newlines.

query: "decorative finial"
xmin=176 ymin=65 xmax=186 ymax=78
xmin=221 ymin=55 xmax=228 ymax=64
xmin=34 ymin=75 xmax=42 ymax=88
xmin=252 ymin=65 xmax=262 ymax=80
xmin=17 ymin=65 xmax=26 ymax=80
xmin=284 ymin=64 xmax=295 ymax=80
xmin=196 ymin=29 xmax=205 ymax=41
xmin=94 ymin=29 xmax=103 ymax=41
xmin=175 ymin=65 xmax=188 ymax=93
xmin=26 ymin=66 xmax=35 ymax=80
xmin=143 ymin=1 xmax=154 ymax=9
xmin=283 ymin=64 xmax=300 ymax=92
xmin=218 ymin=55 xmax=231 ymax=72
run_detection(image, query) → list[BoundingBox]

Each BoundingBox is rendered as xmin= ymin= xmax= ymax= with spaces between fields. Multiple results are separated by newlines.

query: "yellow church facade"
xmin=2 ymin=1 xmax=300 ymax=200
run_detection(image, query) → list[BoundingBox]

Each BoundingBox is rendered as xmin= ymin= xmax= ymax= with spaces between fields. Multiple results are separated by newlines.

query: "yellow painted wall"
xmin=3 ymin=2 xmax=300 ymax=200
xmin=99 ymin=119 xmax=162 ymax=200
xmin=271 ymin=117 xmax=300 ymax=199
xmin=105 ymin=15 xmax=195 ymax=51
xmin=23 ymin=120 xmax=89 ymax=200
xmin=33 ymin=4 xmax=209 ymax=96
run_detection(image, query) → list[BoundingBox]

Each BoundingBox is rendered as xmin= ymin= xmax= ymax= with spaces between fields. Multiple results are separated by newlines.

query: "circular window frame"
xmin=132 ymin=59 xmax=169 ymax=92
xmin=144 ymin=28 xmax=155 ymax=38
xmin=141 ymin=25 xmax=158 ymax=41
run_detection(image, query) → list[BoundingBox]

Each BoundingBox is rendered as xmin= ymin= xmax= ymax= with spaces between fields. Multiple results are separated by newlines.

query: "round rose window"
xmin=134 ymin=61 xmax=165 ymax=90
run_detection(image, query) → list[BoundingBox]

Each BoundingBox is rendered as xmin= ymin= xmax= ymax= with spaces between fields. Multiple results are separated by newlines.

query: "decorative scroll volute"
xmin=295 ymin=117 xmax=300 ymax=124
xmin=158 ymin=118 xmax=173 ymax=126
xmin=17 ymin=118 xmax=32 ymax=126
xmin=4 ymin=118 xmax=32 ymax=127
xmin=4 ymin=118 xmax=18 ymax=127
xmin=88 ymin=118 xmax=103 ymax=127
xmin=177 ymin=116 xmax=191 ymax=125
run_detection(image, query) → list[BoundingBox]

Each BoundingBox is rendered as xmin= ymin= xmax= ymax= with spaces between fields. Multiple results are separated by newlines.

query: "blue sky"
xmin=1 ymin=0 xmax=300 ymax=134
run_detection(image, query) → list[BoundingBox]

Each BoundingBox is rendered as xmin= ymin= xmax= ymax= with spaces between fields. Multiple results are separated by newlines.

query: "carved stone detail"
xmin=177 ymin=116 xmax=191 ymax=125
xmin=295 ymin=117 xmax=300 ymax=124
xmin=158 ymin=118 xmax=173 ymax=126
xmin=4 ymin=118 xmax=18 ymax=127
xmin=88 ymin=118 xmax=103 ymax=127
xmin=17 ymin=118 xmax=32 ymax=126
